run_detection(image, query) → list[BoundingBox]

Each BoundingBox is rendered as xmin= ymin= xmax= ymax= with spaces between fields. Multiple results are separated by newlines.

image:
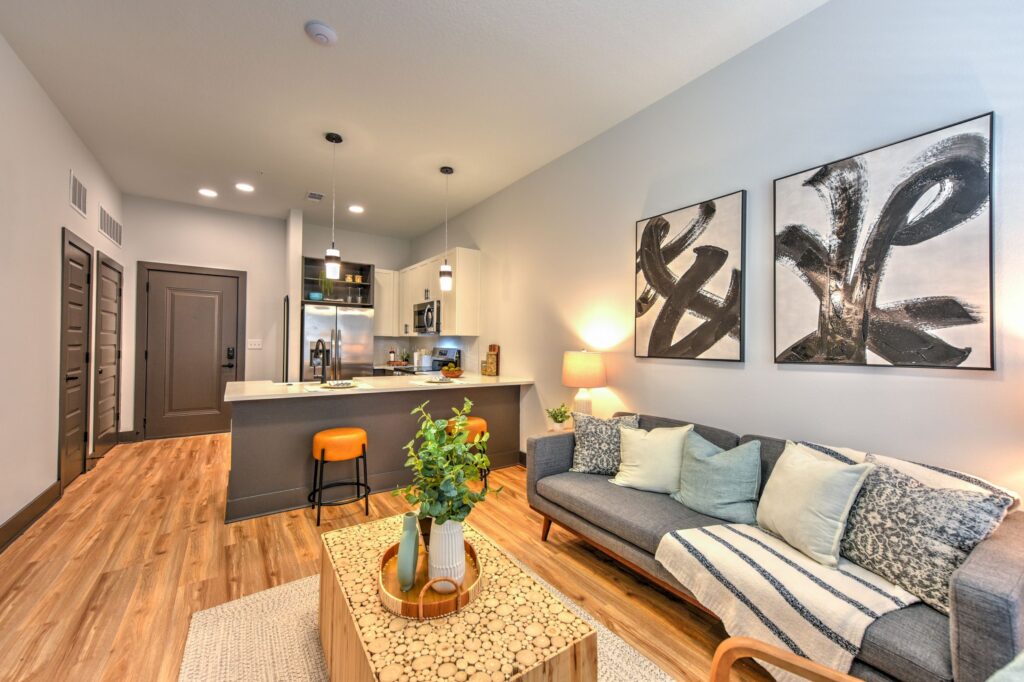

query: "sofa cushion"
xmin=860 ymin=603 xmax=953 ymax=682
xmin=536 ymin=471 xmax=722 ymax=554
xmin=617 ymin=413 xmax=740 ymax=451
xmin=570 ymin=413 xmax=639 ymax=475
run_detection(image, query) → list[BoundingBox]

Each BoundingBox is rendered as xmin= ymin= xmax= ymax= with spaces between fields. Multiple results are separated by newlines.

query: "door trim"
xmin=90 ymin=251 xmax=123 ymax=464
xmin=133 ymin=261 xmax=247 ymax=440
xmin=59 ymin=227 xmax=94 ymax=492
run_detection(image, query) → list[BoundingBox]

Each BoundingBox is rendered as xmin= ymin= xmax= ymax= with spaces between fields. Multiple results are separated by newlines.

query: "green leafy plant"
xmin=317 ymin=270 xmax=334 ymax=299
xmin=395 ymin=398 xmax=497 ymax=525
xmin=546 ymin=403 xmax=571 ymax=424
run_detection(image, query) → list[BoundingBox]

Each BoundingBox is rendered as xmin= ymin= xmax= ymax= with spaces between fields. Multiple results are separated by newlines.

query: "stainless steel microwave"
xmin=413 ymin=300 xmax=441 ymax=334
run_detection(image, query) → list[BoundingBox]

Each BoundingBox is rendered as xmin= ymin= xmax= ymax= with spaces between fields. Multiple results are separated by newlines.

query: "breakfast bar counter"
xmin=223 ymin=374 xmax=533 ymax=522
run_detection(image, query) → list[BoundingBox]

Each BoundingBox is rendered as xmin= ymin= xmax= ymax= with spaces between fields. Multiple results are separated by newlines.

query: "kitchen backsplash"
xmin=372 ymin=336 xmax=478 ymax=370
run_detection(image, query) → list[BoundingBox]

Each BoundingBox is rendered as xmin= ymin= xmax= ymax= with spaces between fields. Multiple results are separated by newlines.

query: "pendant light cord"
xmin=331 ymin=142 xmax=337 ymax=249
xmin=444 ymin=173 xmax=449 ymax=257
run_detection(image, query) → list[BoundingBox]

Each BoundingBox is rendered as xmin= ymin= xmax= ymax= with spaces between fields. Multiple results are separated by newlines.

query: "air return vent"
xmin=306 ymin=191 xmax=324 ymax=202
xmin=69 ymin=170 xmax=87 ymax=217
xmin=99 ymin=206 xmax=123 ymax=246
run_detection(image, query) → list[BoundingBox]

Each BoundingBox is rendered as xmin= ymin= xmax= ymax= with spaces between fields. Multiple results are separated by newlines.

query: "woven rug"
xmin=179 ymin=536 xmax=671 ymax=682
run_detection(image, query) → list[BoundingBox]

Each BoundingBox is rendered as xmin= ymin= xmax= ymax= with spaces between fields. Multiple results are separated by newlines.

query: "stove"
xmin=393 ymin=347 xmax=461 ymax=375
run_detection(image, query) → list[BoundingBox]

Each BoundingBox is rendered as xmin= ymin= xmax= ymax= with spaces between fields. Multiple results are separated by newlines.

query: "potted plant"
xmin=396 ymin=398 xmax=494 ymax=593
xmin=317 ymin=270 xmax=335 ymax=300
xmin=546 ymin=403 xmax=571 ymax=431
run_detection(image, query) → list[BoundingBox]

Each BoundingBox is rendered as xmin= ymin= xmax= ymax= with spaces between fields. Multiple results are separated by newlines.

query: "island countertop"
xmin=224 ymin=373 xmax=534 ymax=403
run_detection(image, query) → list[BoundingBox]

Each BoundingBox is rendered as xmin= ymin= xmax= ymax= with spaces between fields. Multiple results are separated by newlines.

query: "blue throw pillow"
xmin=671 ymin=432 xmax=761 ymax=523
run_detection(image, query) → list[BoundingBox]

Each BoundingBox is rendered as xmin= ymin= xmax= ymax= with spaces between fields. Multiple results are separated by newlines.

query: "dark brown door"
xmin=59 ymin=229 xmax=93 ymax=490
xmin=144 ymin=268 xmax=240 ymax=438
xmin=91 ymin=252 xmax=123 ymax=460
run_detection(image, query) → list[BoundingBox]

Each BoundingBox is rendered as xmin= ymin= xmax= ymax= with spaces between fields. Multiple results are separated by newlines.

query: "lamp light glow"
xmin=324 ymin=248 xmax=341 ymax=280
xmin=198 ymin=188 xmax=218 ymax=198
xmin=439 ymin=262 xmax=453 ymax=292
xmin=235 ymin=182 xmax=255 ymax=192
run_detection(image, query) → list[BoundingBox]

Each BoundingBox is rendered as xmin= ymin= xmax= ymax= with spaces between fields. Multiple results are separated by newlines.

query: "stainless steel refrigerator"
xmin=301 ymin=304 xmax=374 ymax=380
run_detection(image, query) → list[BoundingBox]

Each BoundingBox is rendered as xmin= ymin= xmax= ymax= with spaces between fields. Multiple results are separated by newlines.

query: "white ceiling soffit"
xmin=0 ymin=0 xmax=827 ymax=237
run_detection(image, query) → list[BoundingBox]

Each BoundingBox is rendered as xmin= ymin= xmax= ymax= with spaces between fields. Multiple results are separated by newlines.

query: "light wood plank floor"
xmin=0 ymin=435 xmax=768 ymax=681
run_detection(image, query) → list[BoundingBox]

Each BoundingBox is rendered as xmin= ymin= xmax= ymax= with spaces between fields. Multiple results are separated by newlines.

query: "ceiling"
xmin=0 ymin=0 xmax=826 ymax=238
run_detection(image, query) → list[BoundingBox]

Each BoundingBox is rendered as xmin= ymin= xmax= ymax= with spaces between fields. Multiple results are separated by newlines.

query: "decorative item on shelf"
xmin=308 ymin=291 xmax=324 ymax=301
xmin=546 ymin=403 xmax=571 ymax=431
xmin=324 ymin=132 xmax=343 ymax=280
xmin=354 ymin=274 xmax=363 ymax=284
xmin=344 ymin=273 xmax=354 ymax=283
xmin=438 ymin=166 xmax=455 ymax=292
xmin=317 ymin=270 xmax=334 ymax=300
xmin=481 ymin=344 xmax=500 ymax=376
xmin=394 ymin=398 xmax=495 ymax=594
xmin=562 ymin=350 xmax=606 ymax=415
xmin=440 ymin=363 xmax=463 ymax=378
xmin=396 ymin=511 xmax=420 ymax=592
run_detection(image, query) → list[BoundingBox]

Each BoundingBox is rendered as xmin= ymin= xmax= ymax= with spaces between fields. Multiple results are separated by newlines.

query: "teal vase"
xmin=397 ymin=512 xmax=420 ymax=592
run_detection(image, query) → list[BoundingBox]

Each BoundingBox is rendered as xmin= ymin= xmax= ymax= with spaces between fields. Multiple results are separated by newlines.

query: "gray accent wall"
xmin=411 ymin=0 xmax=1024 ymax=492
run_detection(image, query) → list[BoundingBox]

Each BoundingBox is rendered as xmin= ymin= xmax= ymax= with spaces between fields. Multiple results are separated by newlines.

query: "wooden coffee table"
xmin=319 ymin=516 xmax=597 ymax=681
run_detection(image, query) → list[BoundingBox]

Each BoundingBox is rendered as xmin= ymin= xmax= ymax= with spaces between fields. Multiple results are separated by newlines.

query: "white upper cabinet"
xmin=396 ymin=247 xmax=480 ymax=337
xmin=372 ymin=269 xmax=399 ymax=337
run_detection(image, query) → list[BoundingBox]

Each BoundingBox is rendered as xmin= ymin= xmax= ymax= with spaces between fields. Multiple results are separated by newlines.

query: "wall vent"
xmin=306 ymin=191 xmax=324 ymax=202
xmin=69 ymin=170 xmax=88 ymax=217
xmin=99 ymin=206 xmax=123 ymax=246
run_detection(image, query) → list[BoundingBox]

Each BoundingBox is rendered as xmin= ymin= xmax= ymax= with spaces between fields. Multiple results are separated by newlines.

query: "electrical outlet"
xmin=247 ymin=339 xmax=263 ymax=350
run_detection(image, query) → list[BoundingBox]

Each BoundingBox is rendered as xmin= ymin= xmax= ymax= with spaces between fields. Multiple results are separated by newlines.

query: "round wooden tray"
xmin=378 ymin=540 xmax=482 ymax=620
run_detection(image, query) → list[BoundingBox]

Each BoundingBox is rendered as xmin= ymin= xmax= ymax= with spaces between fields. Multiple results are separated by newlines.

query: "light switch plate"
xmin=247 ymin=339 xmax=263 ymax=350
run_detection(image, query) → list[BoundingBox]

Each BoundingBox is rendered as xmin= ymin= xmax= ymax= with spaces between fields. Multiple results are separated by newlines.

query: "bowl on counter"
xmin=440 ymin=367 xmax=464 ymax=378
xmin=308 ymin=292 xmax=324 ymax=301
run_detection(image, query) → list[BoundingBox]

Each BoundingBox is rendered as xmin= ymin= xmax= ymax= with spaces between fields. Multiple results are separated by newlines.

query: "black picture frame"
xmin=773 ymin=112 xmax=995 ymax=371
xmin=634 ymin=189 xmax=746 ymax=362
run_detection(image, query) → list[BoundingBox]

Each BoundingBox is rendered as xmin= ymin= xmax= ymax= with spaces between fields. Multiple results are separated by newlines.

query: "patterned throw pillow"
xmin=569 ymin=413 xmax=639 ymax=475
xmin=841 ymin=461 xmax=1013 ymax=614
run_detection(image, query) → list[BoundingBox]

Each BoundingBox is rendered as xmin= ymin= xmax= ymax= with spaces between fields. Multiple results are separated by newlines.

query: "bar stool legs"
xmin=309 ymin=443 xmax=371 ymax=526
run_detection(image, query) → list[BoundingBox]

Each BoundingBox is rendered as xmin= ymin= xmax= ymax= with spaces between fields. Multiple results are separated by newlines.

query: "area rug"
xmin=179 ymin=539 xmax=672 ymax=682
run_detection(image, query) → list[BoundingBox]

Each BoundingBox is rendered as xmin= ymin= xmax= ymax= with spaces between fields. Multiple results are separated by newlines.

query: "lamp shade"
xmin=562 ymin=351 xmax=606 ymax=389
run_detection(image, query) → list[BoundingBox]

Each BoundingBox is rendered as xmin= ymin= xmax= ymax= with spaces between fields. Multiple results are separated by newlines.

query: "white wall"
xmin=0 ymin=31 xmax=124 ymax=523
xmin=412 ymin=0 xmax=1024 ymax=492
xmin=119 ymin=195 xmax=287 ymax=429
xmin=302 ymin=222 xmax=411 ymax=271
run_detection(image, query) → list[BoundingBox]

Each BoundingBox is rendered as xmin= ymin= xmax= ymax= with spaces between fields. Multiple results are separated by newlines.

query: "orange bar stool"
xmin=309 ymin=427 xmax=370 ymax=526
xmin=448 ymin=416 xmax=490 ymax=489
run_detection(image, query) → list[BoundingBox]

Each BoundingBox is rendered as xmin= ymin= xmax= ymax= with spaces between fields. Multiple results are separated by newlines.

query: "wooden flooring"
xmin=0 ymin=435 xmax=768 ymax=681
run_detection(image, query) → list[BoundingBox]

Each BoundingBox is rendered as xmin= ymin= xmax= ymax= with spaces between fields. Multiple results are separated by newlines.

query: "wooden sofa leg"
xmin=541 ymin=517 xmax=552 ymax=542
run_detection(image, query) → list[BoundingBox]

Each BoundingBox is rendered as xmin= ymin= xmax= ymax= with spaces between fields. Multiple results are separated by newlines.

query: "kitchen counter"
xmin=223 ymin=374 xmax=532 ymax=522
xmin=224 ymin=374 xmax=533 ymax=402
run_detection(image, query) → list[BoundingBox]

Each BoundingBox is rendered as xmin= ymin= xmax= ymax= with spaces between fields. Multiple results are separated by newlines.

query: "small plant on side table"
xmin=546 ymin=403 xmax=571 ymax=431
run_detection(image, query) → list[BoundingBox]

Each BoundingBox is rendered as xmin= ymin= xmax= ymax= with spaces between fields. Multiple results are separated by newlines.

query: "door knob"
xmin=65 ymin=373 xmax=77 ymax=382
xmin=221 ymin=363 xmax=235 ymax=369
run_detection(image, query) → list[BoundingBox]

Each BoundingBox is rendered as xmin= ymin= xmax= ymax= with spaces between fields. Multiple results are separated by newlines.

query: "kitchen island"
xmin=223 ymin=374 xmax=533 ymax=522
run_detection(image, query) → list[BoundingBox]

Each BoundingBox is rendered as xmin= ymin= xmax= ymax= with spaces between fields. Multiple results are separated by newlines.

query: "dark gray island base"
xmin=224 ymin=379 xmax=528 ymax=522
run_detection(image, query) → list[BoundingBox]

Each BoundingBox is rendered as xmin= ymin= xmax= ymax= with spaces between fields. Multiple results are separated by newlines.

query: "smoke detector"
xmin=304 ymin=21 xmax=337 ymax=46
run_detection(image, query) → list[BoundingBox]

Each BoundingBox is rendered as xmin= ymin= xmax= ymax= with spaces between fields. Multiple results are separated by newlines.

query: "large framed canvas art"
xmin=774 ymin=113 xmax=993 ymax=369
xmin=635 ymin=190 xmax=745 ymax=361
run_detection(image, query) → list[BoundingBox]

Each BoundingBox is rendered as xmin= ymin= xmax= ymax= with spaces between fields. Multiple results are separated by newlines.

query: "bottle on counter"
xmin=388 ymin=348 xmax=396 ymax=363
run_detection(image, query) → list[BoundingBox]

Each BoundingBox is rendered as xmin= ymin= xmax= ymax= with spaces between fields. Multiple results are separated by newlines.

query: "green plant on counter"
xmin=317 ymin=270 xmax=334 ymax=299
xmin=400 ymin=350 xmax=412 ymax=363
xmin=545 ymin=403 xmax=571 ymax=424
xmin=395 ymin=398 xmax=497 ymax=524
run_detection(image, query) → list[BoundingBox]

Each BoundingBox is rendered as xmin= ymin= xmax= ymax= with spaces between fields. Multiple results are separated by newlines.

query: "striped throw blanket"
xmin=655 ymin=524 xmax=919 ymax=681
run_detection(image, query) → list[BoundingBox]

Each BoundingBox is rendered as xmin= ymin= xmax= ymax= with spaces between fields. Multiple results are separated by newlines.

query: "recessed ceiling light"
xmin=198 ymin=188 xmax=218 ymax=198
xmin=235 ymin=182 xmax=255 ymax=192
xmin=348 ymin=205 xmax=365 ymax=214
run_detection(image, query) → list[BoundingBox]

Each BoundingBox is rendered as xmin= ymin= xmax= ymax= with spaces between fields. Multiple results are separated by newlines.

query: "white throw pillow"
xmin=756 ymin=441 xmax=874 ymax=567
xmin=610 ymin=424 xmax=693 ymax=494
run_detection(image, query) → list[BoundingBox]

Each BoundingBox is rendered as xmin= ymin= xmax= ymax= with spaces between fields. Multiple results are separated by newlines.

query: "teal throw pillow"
xmin=671 ymin=432 xmax=761 ymax=524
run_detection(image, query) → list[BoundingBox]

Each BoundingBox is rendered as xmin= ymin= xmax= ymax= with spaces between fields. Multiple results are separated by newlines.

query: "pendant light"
xmin=324 ymin=132 xmax=343 ymax=280
xmin=439 ymin=166 xmax=454 ymax=292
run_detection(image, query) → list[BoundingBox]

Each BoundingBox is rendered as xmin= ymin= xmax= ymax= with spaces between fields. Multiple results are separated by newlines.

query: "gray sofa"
xmin=526 ymin=414 xmax=1024 ymax=682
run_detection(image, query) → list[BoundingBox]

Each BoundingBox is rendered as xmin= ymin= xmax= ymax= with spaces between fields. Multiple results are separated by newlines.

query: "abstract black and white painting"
xmin=635 ymin=190 xmax=745 ymax=361
xmin=774 ymin=113 xmax=993 ymax=369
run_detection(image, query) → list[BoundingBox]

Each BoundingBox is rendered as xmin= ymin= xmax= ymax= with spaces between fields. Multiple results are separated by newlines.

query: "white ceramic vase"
xmin=428 ymin=519 xmax=465 ymax=593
